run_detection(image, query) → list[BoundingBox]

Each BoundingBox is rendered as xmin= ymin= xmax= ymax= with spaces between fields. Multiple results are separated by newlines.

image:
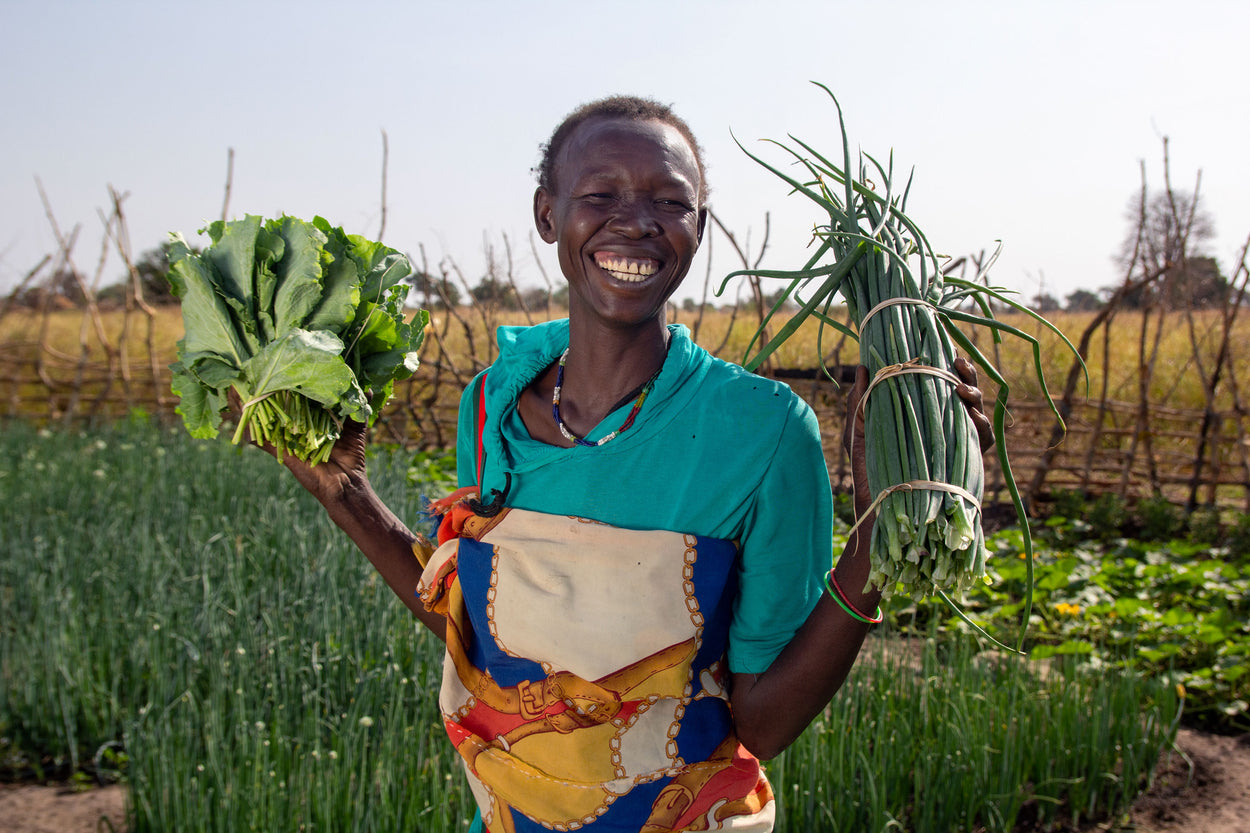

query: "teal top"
xmin=455 ymin=319 xmax=832 ymax=675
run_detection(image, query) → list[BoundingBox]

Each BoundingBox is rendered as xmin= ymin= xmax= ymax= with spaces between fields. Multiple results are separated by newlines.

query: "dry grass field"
xmin=4 ymin=303 xmax=1240 ymax=408
xmin=3 ymin=301 xmax=1248 ymax=507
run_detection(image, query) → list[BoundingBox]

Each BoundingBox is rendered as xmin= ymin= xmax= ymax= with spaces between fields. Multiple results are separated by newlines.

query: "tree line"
xmin=1032 ymin=190 xmax=1232 ymax=313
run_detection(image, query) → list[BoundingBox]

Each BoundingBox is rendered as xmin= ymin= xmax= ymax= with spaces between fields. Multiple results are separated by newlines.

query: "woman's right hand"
xmin=277 ymin=417 xmax=371 ymax=509
xmin=227 ymin=391 xmax=371 ymax=510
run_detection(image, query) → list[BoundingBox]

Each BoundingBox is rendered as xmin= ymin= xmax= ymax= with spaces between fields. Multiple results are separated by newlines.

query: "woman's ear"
xmin=533 ymin=187 xmax=557 ymax=244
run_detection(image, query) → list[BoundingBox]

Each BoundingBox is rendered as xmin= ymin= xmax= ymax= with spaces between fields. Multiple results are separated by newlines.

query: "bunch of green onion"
xmin=849 ymin=251 xmax=988 ymax=599
xmin=726 ymin=83 xmax=1081 ymax=648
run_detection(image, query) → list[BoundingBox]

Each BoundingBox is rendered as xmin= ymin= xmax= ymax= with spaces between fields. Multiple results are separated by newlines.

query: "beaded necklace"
xmin=551 ymin=348 xmax=662 ymax=447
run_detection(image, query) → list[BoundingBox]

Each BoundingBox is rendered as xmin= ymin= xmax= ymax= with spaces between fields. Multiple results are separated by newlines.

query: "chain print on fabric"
xmin=464 ymin=525 xmax=737 ymax=828
xmin=486 ymin=547 xmax=501 ymax=643
xmin=608 ymin=694 xmax=662 ymax=779
xmin=601 ymin=534 xmax=707 ymax=780
xmin=664 ymin=534 xmax=703 ymax=765
xmin=485 ymin=546 xmax=556 ymax=675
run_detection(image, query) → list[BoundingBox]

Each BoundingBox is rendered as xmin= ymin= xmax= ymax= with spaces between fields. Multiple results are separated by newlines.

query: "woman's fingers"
xmin=323 ymin=418 xmax=369 ymax=475
xmin=953 ymin=357 xmax=995 ymax=454
xmin=843 ymin=366 xmax=869 ymax=456
xmin=844 ymin=366 xmax=873 ymax=517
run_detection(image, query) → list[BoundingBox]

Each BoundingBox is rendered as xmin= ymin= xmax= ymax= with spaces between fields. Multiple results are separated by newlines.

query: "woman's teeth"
xmin=595 ymin=254 xmax=658 ymax=283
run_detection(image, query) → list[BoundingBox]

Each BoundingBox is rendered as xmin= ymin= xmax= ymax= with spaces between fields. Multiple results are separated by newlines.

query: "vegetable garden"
xmin=0 ymin=422 xmax=1198 ymax=831
xmin=3 ymin=98 xmax=1249 ymax=830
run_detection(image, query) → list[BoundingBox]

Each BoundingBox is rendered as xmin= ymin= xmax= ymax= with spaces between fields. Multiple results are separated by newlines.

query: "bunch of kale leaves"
xmin=167 ymin=214 xmax=427 ymax=464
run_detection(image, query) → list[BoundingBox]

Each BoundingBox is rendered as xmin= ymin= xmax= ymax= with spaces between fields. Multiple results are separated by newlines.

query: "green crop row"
xmin=1 ymin=420 xmax=1180 ymax=831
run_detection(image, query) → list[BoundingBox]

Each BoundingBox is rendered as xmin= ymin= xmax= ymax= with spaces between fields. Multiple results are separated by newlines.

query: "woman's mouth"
xmin=593 ymin=252 xmax=660 ymax=283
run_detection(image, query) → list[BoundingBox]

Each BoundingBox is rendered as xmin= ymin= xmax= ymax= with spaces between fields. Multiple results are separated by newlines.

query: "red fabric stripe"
xmin=668 ymin=745 xmax=766 ymax=828
xmin=476 ymin=373 xmax=488 ymax=488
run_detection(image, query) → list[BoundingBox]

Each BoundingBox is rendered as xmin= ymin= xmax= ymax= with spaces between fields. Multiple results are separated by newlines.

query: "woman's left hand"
xmin=953 ymin=356 xmax=995 ymax=455
xmin=842 ymin=366 xmax=873 ymax=518
xmin=843 ymin=357 xmax=996 ymax=513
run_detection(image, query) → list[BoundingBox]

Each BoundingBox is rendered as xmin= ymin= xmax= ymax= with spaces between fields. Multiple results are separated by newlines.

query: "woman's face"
xmin=534 ymin=117 xmax=706 ymax=331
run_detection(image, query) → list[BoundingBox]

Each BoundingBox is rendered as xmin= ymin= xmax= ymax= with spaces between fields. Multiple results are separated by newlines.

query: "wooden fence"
xmin=4 ymin=296 xmax=1249 ymax=514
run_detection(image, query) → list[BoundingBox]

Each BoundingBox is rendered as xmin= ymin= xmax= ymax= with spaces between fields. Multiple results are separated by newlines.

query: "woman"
xmin=277 ymin=96 xmax=990 ymax=832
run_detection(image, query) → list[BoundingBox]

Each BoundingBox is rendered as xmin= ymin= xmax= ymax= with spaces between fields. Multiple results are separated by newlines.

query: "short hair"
xmin=535 ymin=95 xmax=709 ymax=206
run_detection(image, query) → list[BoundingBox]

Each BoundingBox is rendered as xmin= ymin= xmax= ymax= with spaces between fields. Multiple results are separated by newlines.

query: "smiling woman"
xmin=254 ymin=94 xmax=990 ymax=832
xmin=524 ymin=114 xmax=707 ymax=444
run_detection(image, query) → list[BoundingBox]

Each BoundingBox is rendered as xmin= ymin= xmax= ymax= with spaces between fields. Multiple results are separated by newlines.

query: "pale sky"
xmin=3 ymin=0 xmax=1247 ymax=308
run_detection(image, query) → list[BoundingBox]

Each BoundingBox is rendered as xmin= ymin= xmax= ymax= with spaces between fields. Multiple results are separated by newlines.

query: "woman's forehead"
xmin=555 ymin=117 xmax=701 ymax=190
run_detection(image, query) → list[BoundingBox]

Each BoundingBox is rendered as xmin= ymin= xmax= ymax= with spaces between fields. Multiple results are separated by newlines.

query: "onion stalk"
xmin=723 ymin=83 xmax=1084 ymax=650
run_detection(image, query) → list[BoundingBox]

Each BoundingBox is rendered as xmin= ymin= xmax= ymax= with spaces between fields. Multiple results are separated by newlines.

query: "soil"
xmin=1126 ymin=728 xmax=1250 ymax=833
xmin=0 ymin=781 xmax=126 ymax=833
xmin=0 ymin=729 xmax=1246 ymax=832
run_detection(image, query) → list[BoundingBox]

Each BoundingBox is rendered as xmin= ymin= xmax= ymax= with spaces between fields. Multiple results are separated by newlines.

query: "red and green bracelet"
xmin=824 ymin=569 xmax=884 ymax=624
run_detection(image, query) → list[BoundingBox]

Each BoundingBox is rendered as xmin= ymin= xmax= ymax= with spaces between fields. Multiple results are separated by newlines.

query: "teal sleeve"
xmin=727 ymin=398 xmax=833 ymax=675
xmin=455 ymin=371 xmax=489 ymax=488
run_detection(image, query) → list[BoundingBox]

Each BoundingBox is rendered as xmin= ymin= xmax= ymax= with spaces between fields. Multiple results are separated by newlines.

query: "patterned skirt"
xmin=416 ymin=501 xmax=775 ymax=832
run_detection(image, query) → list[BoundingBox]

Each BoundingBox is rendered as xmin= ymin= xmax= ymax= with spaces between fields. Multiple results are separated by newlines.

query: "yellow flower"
xmin=1053 ymin=602 xmax=1082 ymax=617
xmin=1176 ymin=683 xmax=1186 ymax=700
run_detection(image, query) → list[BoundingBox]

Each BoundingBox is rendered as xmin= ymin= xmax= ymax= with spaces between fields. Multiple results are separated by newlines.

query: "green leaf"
xmin=203 ymin=214 xmax=261 ymax=317
xmin=170 ymin=362 xmax=226 ymax=439
xmin=1162 ymin=609 xmax=1197 ymax=627
xmin=361 ymin=347 xmax=421 ymax=386
xmin=347 ymin=233 xmax=413 ymax=302
xmin=1198 ymin=624 xmax=1231 ymax=645
xmin=241 ymin=329 xmax=368 ymax=422
xmin=169 ymin=214 xmax=428 ymax=461
xmin=183 ymin=354 xmax=244 ymax=389
xmin=1031 ymin=640 xmax=1094 ymax=658
xmin=253 ymin=259 xmax=278 ymax=342
xmin=270 ymin=216 xmax=327 ymax=333
xmin=348 ymin=301 xmax=402 ymax=357
xmin=1113 ymin=597 xmax=1145 ymax=617
xmin=304 ymin=221 xmax=362 ymax=334
xmin=253 ymin=223 xmax=285 ymax=337
xmin=166 ymin=235 xmax=251 ymax=367
xmin=410 ymin=308 xmax=430 ymax=345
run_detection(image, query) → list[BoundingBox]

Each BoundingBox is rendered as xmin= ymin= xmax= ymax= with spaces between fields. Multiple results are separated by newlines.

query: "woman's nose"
xmin=609 ymin=198 xmax=661 ymax=238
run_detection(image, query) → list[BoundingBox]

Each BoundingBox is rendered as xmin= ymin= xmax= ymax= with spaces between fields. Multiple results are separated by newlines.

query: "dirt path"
xmin=0 ymin=782 xmax=126 ymax=833
xmin=1 ymin=729 xmax=1246 ymax=832
xmin=1127 ymin=728 xmax=1250 ymax=833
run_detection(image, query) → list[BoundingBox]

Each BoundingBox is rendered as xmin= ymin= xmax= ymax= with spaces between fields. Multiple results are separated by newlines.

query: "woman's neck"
xmin=564 ymin=316 xmax=670 ymax=402
xmin=518 ymin=316 xmax=671 ymax=447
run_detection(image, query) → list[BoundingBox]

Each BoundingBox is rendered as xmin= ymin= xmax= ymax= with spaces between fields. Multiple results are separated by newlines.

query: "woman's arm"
xmin=730 ymin=359 xmax=990 ymax=760
xmin=729 ymin=519 xmax=877 ymax=761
